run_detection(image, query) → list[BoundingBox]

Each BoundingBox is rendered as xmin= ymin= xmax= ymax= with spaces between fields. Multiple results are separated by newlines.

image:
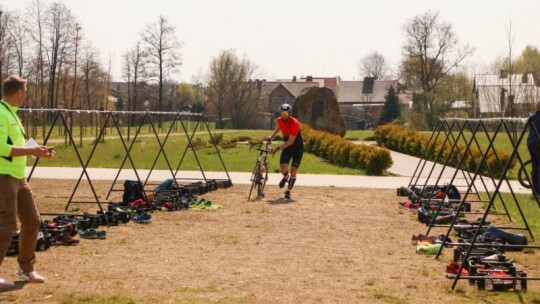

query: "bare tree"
xmin=504 ymin=16 xmax=517 ymax=117
xmin=26 ymin=0 xmax=47 ymax=108
xmin=69 ymin=23 xmax=82 ymax=109
xmin=227 ymin=57 xmax=261 ymax=128
xmin=206 ymin=49 xmax=261 ymax=129
xmin=359 ymin=52 xmax=389 ymax=79
xmin=105 ymin=55 xmax=112 ymax=110
xmin=42 ymin=2 xmax=74 ymax=109
xmin=401 ymin=11 xmax=474 ymax=128
xmin=6 ymin=11 xmax=29 ymax=77
xmin=141 ymin=15 xmax=182 ymax=126
xmin=206 ymin=49 xmax=234 ymax=128
xmin=123 ymin=42 xmax=147 ymax=111
xmin=0 ymin=9 xmax=14 ymax=84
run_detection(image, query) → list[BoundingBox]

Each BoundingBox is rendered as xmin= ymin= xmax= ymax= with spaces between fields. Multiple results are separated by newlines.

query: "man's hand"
xmin=269 ymin=148 xmax=277 ymax=155
xmin=265 ymin=136 xmax=273 ymax=142
xmin=33 ymin=146 xmax=55 ymax=159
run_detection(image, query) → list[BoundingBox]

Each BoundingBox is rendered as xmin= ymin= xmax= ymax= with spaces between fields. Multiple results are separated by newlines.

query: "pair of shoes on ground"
xmin=79 ymin=228 xmax=106 ymax=239
xmin=0 ymin=270 xmax=46 ymax=288
xmin=410 ymin=234 xmax=438 ymax=245
xmin=445 ymin=262 xmax=469 ymax=278
xmin=133 ymin=213 xmax=152 ymax=224
xmin=416 ymin=241 xmax=442 ymax=254
xmin=55 ymin=233 xmax=80 ymax=245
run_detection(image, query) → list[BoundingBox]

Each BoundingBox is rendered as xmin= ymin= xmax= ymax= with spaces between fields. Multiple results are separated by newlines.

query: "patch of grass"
xmin=209 ymin=234 xmax=239 ymax=245
xmin=474 ymin=290 xmax=540 ymax=304
xmin=0 ymin=294 xmax=17 ymax=302
xmin=490 ymin=192 xmax=540 ymax=237
xmin=370 ymin=290 xmax=407 ymax=304
xmin=60 ymin=295 xmax=137 ymax=304
xmin=345 ymin=130 xmax=375 ymax=141
xmin=116 ymin=238 xmax=133 ymax=245
xmin=176 ymin=286 xmax=217 ymax=293
xmin=364 ymin=278 xmax=376 ymax=286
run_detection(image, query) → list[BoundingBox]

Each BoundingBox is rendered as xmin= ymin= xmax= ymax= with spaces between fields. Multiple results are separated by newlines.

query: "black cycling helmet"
xmin=279 ymin=103 xmax=292 ymax=113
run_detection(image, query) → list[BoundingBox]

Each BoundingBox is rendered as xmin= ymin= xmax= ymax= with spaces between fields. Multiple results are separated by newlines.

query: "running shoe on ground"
xmin=15 ymin=269 xmax=45 ymax=283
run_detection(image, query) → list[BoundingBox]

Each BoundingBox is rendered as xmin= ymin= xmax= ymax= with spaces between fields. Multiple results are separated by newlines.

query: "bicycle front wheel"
xmin=249 ymin=159 xmax=262 ymax=200
xmin=518 ymin=159 xmax=532 ymax=189
xmin=257 ymin=161 xmax=268 ymax=198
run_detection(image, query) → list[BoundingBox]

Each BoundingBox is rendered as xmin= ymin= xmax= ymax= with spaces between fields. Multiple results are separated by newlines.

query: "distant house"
xmin=337 ymin=78 xmax=407 ymax=128
xmin=337 ymin=79 xmax=408 ymax=105
xmin=276 ymin=76 xmax=338 ymax=91
xmin=474 ymin=73 xmax=539 ymax=115
xmin=256 ymin=79 xmax=322 ymax=129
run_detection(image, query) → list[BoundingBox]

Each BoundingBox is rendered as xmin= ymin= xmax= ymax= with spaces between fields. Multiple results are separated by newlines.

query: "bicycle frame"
xmin=248 ymin=141 xmax=272 ymax=200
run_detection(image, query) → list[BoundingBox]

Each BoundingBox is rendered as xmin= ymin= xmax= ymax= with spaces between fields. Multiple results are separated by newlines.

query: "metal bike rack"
xmin=450 ymin=117 xmax=540 ymax=290
xmin=26 ymin=110 xmax=108 ymax=218
xmin=172 ymin=113 xmax=232 ymax=189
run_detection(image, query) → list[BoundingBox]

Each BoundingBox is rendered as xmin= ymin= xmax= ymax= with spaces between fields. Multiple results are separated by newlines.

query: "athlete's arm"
xmin=279 ymin=135 xmax=296 ymax=150
xmin=266 ymin=125 xmax=280 ymax=141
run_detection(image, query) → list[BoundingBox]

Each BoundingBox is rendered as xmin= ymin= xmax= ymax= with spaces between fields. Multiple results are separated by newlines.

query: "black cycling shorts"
xmin=280 ymin=145 xmax=304 ymax=168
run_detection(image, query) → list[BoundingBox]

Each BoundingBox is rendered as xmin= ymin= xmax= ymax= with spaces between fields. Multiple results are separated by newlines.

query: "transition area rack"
xmin=21 ymin=108 xmax=232 ymax=214
xmin=398 ymin=117 xmax=539 ymax=291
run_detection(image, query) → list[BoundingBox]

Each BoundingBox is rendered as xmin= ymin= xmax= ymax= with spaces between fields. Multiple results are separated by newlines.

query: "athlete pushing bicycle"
xmin=267 ymin=104 xmax=304 ymax=199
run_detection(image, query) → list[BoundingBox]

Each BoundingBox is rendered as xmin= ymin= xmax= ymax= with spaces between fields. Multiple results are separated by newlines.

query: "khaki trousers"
xmin=0 ymin=174 xmax=41 ymax=273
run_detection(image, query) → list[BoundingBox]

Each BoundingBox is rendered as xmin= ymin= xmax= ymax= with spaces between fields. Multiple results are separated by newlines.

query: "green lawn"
xmin=31 ymin=130 xmax=366 ymax=175
xmin=25 ymin=119 xmax=215 ymax=141
xmin=490 ymin=192 xmax=540 ymax=241
xmin=344 ymin=130 xmax=375 ymax=140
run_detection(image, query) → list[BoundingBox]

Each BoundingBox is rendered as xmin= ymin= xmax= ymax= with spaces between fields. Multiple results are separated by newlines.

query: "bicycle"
xmin=248 ymin=140 xmax=272 ymax=200
xmin=517 ymin=159 xmax=532 ymax=189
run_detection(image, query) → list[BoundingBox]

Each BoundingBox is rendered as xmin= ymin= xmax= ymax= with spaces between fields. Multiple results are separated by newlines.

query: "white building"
xmin=474 ymin=73 xmax=539 ymax=114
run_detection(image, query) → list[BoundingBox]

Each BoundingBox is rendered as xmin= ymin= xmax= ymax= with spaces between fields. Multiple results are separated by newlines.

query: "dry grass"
xmin=0 ymin=179 xmax=538 ymax=303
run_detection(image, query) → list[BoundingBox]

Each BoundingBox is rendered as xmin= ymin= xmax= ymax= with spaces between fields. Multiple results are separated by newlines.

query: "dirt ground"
xmin=0 ymin=179 xmax=538 ymax=304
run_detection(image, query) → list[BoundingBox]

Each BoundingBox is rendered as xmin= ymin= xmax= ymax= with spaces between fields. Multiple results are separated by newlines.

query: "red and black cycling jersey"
xmin=277 ymin=117 xmax=303 ymax=146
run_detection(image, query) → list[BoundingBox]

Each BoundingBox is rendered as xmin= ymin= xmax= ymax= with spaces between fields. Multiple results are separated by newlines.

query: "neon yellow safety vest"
xmin=0 ymin=99 xmax=26 ymax=179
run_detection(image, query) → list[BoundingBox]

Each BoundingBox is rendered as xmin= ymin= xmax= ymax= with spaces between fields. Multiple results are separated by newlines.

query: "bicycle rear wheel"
xmin=518 ymin=159 xmax=532 ymax=189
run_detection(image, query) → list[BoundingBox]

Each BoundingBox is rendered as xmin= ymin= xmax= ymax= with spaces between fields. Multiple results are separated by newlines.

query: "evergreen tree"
xmin=378 ymin=86 xmax=401 ymax=125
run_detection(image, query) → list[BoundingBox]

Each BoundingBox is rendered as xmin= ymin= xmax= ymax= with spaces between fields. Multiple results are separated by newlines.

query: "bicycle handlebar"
xmin=249 ymin=140 xmax=273 ymax=153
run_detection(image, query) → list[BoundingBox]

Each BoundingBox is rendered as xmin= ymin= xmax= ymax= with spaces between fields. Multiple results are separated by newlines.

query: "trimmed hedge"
xmin=374 ymin=123 xmax=515 ymax=178
xmin=303 ymin=125 xmax=392 ymax=175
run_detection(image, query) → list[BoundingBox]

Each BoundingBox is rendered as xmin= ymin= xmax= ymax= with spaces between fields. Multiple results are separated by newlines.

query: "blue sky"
xmin=2 ymin=0 xmax=539 ymax=82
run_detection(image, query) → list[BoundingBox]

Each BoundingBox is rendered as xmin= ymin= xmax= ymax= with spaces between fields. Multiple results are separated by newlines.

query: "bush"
xmin=234 ymin=135 xmax=252 ymax=142
xmin=374 ymin=123 xmax=516 ymax=177
xmin=190 ymin=137 xmax=208 ymax=149
xmin=302 ymin=125 xmax=392 ymax=175
xmin=219 ymin=140 xmax=237 ymax=149
xmin=209 ymin=133 xmax=224 ymax=145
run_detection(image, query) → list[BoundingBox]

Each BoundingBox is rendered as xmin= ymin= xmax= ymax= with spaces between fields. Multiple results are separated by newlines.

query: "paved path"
xmin=26 ymin=150 xmax=529 ymax=193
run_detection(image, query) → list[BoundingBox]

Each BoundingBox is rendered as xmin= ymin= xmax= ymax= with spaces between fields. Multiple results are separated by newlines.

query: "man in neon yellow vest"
xmin=0 ymin=75 xmax=55 ymax=289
